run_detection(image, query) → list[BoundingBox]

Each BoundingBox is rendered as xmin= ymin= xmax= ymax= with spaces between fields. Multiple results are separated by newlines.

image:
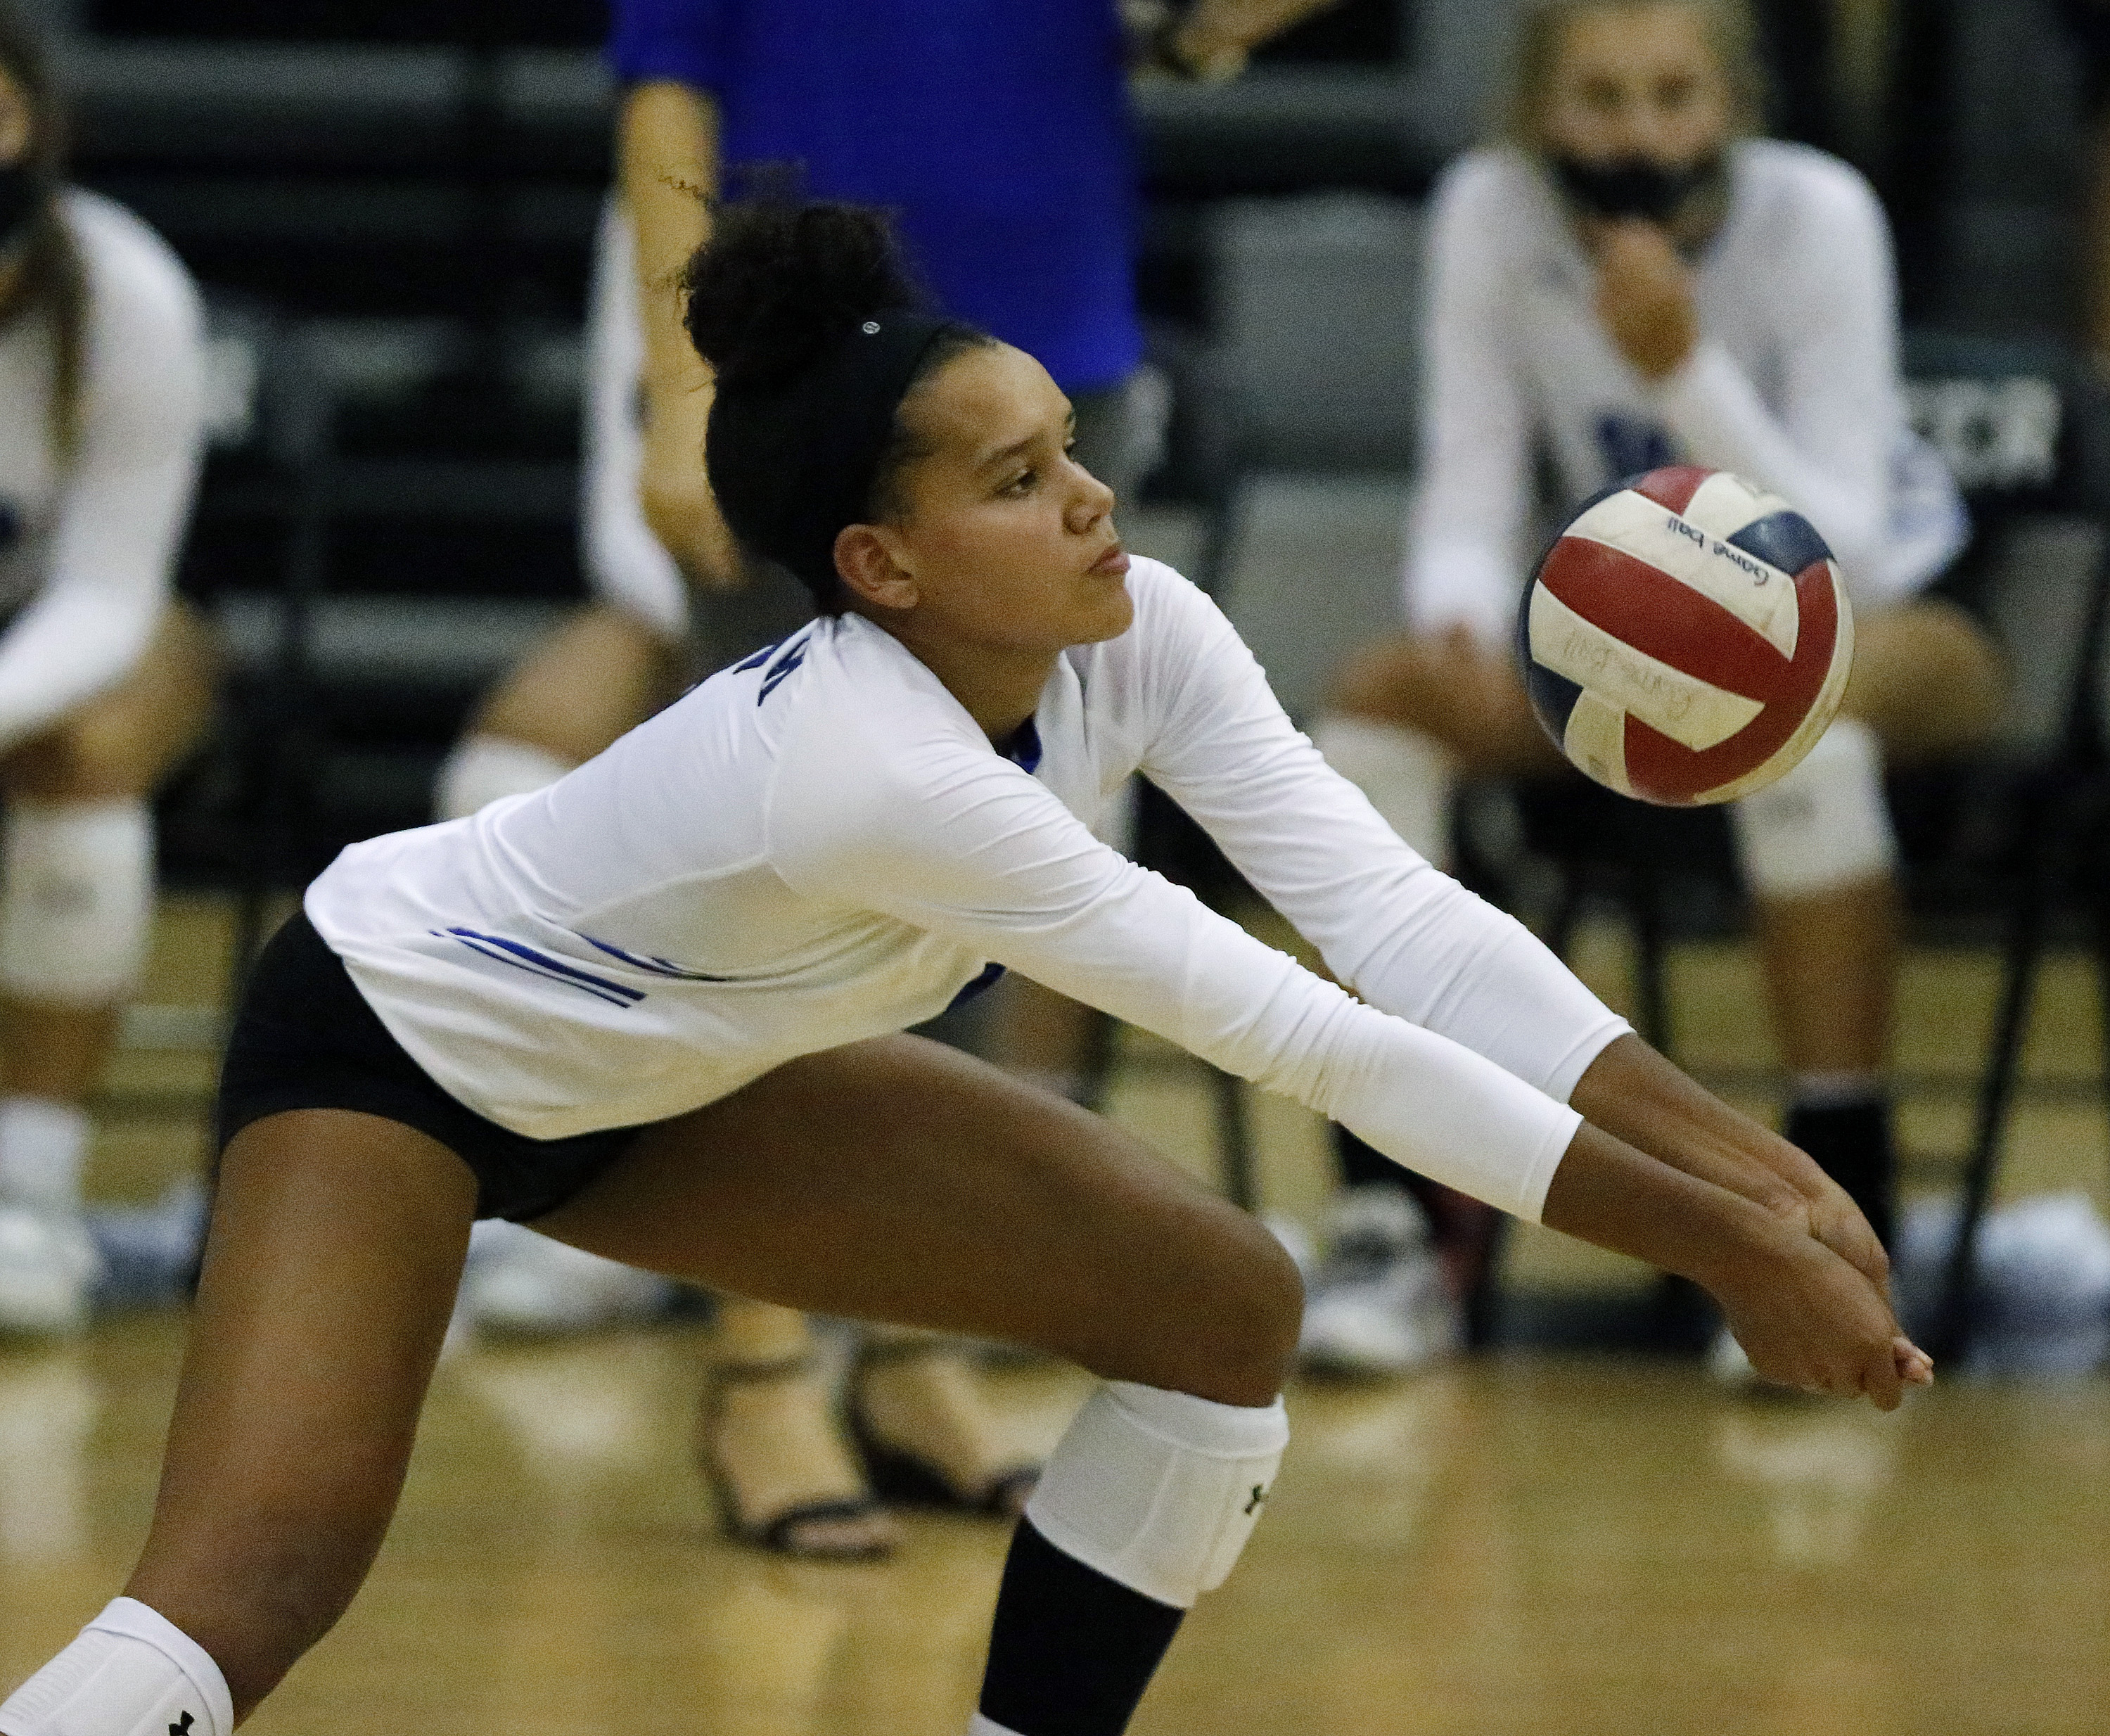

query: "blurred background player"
xmin=431 ymin=0 xmax=1343 ymax=1557
xmin=0 ymin=5 xmax=212 ymax=1339
xmin=1298 ymin=0 xmax=2007 ymax=1377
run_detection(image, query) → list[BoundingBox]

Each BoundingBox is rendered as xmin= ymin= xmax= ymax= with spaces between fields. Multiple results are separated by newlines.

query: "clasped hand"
xmin=1591 ymin=218 xmax=1701 ymax=383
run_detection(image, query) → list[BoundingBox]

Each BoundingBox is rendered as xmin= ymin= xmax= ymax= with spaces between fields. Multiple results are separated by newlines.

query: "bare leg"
xmin=1330 ymin=624 xmax=1567 ymax=777
xmin=466 ymin=604 xmax=684 ymax=767
xmin=1754 ymin=601 xmax=2003 ymax=1078
xmin=122 ymin=1110 xmax=478 ymax=1718
xmin=108 ymin=1042 xmax=1294 ymax=1723
xmin=1752 ymin=879 xmax=1896 ymax=1076
xmin=704 ymin=1296 xmax=900 ymax=1555
xmin=532 ymin=1035 xmax=1300 ymax=1405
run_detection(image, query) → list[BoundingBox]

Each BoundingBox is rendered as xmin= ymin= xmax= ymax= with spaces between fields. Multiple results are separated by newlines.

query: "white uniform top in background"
xmin=1409 ymin=140 xmax=1967 ymax=644
xmin=0 ymin=191 xmax=207 ymax=751
xmin=580 ymin=200 xmax=691 ymax=641
xmin=309 ymin=559 xmax=1630 ymax=1222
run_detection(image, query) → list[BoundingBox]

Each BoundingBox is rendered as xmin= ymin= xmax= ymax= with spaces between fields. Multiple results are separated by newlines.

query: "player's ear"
xmin=834 ymin=523 xmax=920 ymax=613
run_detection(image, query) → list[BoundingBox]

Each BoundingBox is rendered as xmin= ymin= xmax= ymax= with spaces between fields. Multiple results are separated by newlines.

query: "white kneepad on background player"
xmin=0 ymin=798 xmax=154 ymax=1334
xmin=1727 ymin=716 xmax=1897 ymax=900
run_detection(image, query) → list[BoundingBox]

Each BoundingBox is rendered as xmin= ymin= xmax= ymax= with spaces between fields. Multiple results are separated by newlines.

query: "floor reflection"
xmin=0 ymin=1350 xmax=101 ymax=1566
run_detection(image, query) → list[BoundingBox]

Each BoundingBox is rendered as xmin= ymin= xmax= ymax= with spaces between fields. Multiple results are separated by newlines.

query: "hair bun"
xmin=682 ymin=200 xmax=923 ymax=392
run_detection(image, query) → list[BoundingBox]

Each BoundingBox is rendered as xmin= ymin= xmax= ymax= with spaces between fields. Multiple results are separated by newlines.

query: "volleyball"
xmin=1518 ymin=465 xmax=1855 ymax=806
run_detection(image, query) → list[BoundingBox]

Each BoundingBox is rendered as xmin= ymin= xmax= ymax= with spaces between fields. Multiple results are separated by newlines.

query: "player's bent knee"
xmin=1142 ymin=1215 xmax=1303 ymax=1407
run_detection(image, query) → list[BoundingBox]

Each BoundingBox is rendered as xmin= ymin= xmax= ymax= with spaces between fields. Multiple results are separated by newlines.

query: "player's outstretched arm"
xmin=1539 ymin=1117 xmax=1931 ymax=1410
xmin=1570 ymin=1033 xmax=1889 ymax=1291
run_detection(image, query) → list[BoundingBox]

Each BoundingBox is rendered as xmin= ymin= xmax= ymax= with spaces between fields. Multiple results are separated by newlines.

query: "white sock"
xmin=0 ymin=1597 xmax=232 ymax=1736
xmin=968 ymin=1718 xmax=1025 ymax=1736
xmin=0 ymin=1097 xmax=90 ymax=1216
xmin=1308 ymin=713 xmax=1457 ymax=865
xmin=433 ymin=735 xmax=575 ymax=822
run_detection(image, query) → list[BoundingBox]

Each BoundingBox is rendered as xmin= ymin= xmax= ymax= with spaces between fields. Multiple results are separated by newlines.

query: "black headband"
xmin=709 ymin=309 xmax=970 ymax=597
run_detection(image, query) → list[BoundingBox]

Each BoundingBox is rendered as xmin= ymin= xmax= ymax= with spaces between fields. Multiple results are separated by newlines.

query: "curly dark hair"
xmin=680 ymin=197 xmax=994 ymax=607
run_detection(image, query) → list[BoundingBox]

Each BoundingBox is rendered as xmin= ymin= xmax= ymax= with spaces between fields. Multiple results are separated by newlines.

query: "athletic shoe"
xmin=1708 ymin=1326 xmax=1760 ymax=1386
xmin=455 ymin=1218 xmax=674 ymax=1337
xmin=1298 ymin=1185 xmax=1462 ymax=1377
xmin=0 ymin=1206 xmax=106 ymax=1339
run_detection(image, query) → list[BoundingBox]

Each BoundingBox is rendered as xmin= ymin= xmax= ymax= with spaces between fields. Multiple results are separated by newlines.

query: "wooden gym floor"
xmin=2 ymin=893 xmax=2106 ymax=1735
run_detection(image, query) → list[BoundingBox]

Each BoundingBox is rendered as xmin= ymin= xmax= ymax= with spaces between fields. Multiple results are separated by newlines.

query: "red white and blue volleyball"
xmin=1518 ymin=466 xmax=1855 ymax=807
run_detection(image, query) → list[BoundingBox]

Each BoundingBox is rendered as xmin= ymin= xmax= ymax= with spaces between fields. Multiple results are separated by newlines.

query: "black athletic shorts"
xmin=216 ymin=911 xmax=646 ymax=1222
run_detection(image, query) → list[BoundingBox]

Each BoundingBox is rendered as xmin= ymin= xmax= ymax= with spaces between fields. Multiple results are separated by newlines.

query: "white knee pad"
xmin=433 ymin=735 xmax=575 ymax=822
xmin=0 ymin=800 xmax=153 ymax=1005
xmin=0 ymin=1597 xmax=232 ymax=1736
xmin=1728 ymin=717 xmax=1897 ymax=900
xmin=1309 ymin=713 xmax=1455 ymax=865
xmin=1024 ymin=1381 xmax=1289 ymax=1610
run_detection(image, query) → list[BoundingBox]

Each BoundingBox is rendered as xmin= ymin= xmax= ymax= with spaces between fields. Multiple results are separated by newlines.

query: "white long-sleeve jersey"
xmin=1409 ymin=141 xmax=1967 ymax=644
xmin=309 ymin=559 xmax=1629 ymax=1221
xmin=0 ymin=191 xmax=207 ymax=748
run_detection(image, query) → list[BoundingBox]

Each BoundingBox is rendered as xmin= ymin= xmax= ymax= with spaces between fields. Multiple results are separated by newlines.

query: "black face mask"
xmin=1549 ymin=152 xmax=1724 ymax=224
xmin=0 ymin=161 xmax=42 ymax=252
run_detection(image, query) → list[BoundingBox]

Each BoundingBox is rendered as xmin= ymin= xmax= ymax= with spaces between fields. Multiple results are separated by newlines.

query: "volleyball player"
xmin=0 ymin=5 xmax=212 ymax=1339
xmin=0 ymin=195 xmax=1928 ymax=1736
xmin=437 ymin=0 xmax=1336 ymax=1559
xmin=1300 ymin=0 xmax=2005 ymax=1378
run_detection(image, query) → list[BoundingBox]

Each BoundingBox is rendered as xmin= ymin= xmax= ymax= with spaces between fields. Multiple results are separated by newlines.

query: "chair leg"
xmin=1545 ymin=869 xmax=1585 ymax=964
xmin=1931 ymin=848 xmax=2052 ymax=1362
xmin=1210 ymin=1066 xmax=1259 ymax=1214
xmin=1630 ymin=858 xmax=1674 ymax=1061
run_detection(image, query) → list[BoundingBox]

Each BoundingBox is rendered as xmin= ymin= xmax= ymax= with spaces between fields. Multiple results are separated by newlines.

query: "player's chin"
xmin=1068 ymin=580 xmax=1135 ymax=644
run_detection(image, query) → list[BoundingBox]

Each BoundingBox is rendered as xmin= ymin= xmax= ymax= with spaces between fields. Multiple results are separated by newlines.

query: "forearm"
xmin=1174 ymin=0 xmax=1341 ymax=65
xmin=1571 ymin=1035 xmax=1822 ymax=1210
xmin=1539 ymin=1116 xmax=1782 ymax=1289
xmin=1567 ymin=1032 xmax=1891 ymax=1295
xmin=619 ymin=79 xmax=717 ymax=383
xmin=618 ymin=80 xmax=736 ymax=580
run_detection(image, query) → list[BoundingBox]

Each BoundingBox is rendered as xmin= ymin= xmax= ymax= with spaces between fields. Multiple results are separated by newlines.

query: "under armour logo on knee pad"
xmin=1243 ymin=1484 xmax=1268 ymax=1515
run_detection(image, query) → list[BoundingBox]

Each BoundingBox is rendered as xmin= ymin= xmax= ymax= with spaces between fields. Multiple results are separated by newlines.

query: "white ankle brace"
xmin=0 ymin=1597 xmax=232 ymax=1736
xmin=1309 ymin=713 xmax=1455 ymax=865
xmin=433 ymin=735 xmax=574 ymax=822
xmin=1024 ymin=1381 xmax=1289 ymax=1610
xmin=1728 ymin=717 xmax=1896 ymax=900
xmin=0 ymin=800 xmax=153 ymax=1004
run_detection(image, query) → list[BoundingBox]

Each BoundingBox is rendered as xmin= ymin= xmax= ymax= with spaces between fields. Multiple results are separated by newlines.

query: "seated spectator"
xmin=1298 ymin=0 xmax=2004 ymax=1379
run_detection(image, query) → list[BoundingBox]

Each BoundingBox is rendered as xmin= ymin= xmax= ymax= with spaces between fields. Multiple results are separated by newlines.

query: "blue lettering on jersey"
xmin=1593 ymin=411 xmax=1675 ymax=483
xmin=731 ymin=640 xmax=780 ymax=675
xmin=757 ymin=629 xmax=815 ymax=704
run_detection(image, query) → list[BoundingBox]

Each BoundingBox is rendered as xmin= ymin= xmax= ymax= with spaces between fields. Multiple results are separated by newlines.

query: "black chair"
xmin=1503 ymin=335 xmax=2110 ymax=1359
xmin=1904 ymin=338 xmax=2110 ymax=1358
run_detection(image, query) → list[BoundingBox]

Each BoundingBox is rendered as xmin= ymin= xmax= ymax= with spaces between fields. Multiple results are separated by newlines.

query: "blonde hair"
xmin=1501 ymin=0 xmax=1767 ymax=148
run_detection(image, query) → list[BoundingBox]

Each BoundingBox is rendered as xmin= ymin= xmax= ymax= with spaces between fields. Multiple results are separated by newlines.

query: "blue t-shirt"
xmin=610 ymin=0 xmax=1143 ymax=393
